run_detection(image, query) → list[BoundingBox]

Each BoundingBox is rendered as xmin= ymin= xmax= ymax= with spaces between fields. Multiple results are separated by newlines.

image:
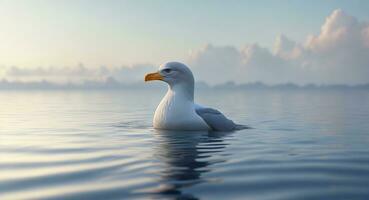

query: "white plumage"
xmin=145 ymin=62 xmax=244 ymax=131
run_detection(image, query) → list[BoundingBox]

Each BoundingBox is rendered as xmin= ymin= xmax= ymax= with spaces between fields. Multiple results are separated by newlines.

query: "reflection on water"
xmin=152 ymin=130 xmax=229 ymax=199
xmin=1 ymin=89 xmax=369 ymax=199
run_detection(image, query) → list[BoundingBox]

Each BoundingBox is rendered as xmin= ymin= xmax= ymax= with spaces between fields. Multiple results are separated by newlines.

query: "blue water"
xmin=1 ymin=89 xmax=369 ymax=200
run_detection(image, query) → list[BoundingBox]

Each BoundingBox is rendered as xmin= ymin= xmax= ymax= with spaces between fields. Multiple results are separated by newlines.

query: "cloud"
xmin=305 ymin=9 xmax=363 ymax=53
xmin=1 ymin=9 xmax=368 ymax=86
xmin=273 ymin=34 xmax=303 ymax=60
xmin=363 ymin=26 xmax=369 ymax=48
xmin=0 ymin=63 xmax=155 ymax=84
xmin=302 ymin=9 xmax=369 ymax=84
xmin=188 ymin=44 xmax=243 ymax=85
xmin=188 ymin=42 xmax=304 ymax=85
xmin=188 ymin=9 xmax=369 ymax=85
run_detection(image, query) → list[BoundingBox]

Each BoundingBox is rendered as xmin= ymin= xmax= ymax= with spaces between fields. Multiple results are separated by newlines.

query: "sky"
xmin=1 ymin=0 xmax=369 ymax=85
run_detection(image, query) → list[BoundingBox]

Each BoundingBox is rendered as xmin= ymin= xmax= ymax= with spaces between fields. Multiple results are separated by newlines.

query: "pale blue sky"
xmin=0 ymin=0 xmax=369 ymax=67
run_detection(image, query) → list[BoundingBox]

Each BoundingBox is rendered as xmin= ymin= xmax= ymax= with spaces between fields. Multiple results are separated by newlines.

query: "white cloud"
xmin=0 ymin=63 xmax=155 ymax=84
xmin=188 ymin=9 xmax=369 ymax=85
xmin=273 ymin=34 xmax=303 ymax=60
xmin=188 ymin=44 xmax=243 ymax=85
xmin=305 ymin=9 xmax=363 ymax=53
xmin=1 ymin=9 xmax=368 ymax=86
xmin=363 ymin=26 xmax=369 ymax=48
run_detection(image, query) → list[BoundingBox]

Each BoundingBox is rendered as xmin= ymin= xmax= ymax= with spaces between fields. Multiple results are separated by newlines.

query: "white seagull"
xmin=145 ymin=62 xmax=247 ymax=131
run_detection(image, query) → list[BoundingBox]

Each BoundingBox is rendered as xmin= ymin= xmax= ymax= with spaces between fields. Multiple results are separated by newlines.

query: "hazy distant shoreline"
xmin=1 ymin=79 xmax=368 ymax=90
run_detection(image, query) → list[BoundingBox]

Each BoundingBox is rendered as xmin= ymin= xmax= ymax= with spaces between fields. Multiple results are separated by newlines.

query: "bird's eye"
xmin=163 ymin=69 xmax=172 ymax=73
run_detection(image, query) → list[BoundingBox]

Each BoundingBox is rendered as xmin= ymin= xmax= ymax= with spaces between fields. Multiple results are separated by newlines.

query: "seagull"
xmin=145 ymin=62 xmax=247 ymax=131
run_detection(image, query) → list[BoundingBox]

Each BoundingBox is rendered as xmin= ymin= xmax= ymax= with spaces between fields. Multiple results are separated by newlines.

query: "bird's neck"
xmin=168 ymin=82 xmax=194 ymax=102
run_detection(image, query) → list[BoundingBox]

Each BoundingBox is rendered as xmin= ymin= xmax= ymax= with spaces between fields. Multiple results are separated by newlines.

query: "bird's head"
xmin=145 ymin=62 xmax=194 ymax=87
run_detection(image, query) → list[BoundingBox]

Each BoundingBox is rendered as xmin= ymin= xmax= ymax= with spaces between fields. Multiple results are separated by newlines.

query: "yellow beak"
xmin=145 ymin=72 xmax=164 ymax=82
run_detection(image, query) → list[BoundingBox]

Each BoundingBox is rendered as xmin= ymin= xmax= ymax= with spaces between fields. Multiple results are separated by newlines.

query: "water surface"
xmin=1 ymin=89 xmax=369 ymax=200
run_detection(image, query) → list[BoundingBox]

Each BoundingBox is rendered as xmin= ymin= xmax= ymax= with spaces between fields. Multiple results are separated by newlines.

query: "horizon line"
xmin=1 ymin=79 xmax=369 ymax=90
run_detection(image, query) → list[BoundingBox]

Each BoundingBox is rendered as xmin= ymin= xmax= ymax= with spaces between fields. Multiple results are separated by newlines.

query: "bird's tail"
xmin=235 ymin=124 xmax=252 ymax=130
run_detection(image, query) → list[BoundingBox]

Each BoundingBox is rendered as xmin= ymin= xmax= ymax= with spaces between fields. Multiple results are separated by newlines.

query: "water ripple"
xmin=1 ymin=90 xmax=369 ymax=200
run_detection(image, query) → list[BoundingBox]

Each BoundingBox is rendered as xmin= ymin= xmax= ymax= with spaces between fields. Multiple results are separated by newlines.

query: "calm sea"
xmin=1 ymin=89 xmax=369 ymax=200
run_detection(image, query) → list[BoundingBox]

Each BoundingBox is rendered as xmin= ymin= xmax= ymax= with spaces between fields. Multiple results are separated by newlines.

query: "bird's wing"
xmin=195 ymin=104 xmax=236 ymax=131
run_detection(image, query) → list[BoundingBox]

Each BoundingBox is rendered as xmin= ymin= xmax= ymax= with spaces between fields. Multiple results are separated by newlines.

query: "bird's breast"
xmin=153 ymin=94 xmax=209 ymax=131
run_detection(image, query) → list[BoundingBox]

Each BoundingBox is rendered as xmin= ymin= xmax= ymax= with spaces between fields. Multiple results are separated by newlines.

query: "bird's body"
xmin=145 ymin=62 xmax=245 ymax=131
xmin=153 ymin=89 xmax=210 ymax=131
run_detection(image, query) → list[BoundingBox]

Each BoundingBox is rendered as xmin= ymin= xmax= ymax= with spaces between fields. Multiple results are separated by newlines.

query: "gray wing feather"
xmin=195 ymin=107 xmax=236 ymax=131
